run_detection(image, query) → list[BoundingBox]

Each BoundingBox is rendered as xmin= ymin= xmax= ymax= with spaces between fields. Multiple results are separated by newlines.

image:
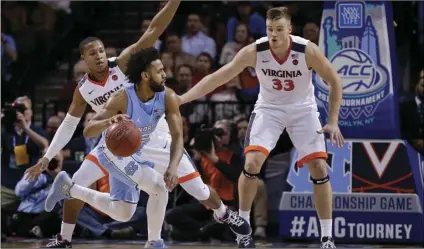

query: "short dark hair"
xmin=266 ymin=7 xmax=291 ymax=21
xmin=79 ymin=37 xmax=101 ymax=54
xmin=126 ymin=47 xmax=160 ymax=84
xmin=197 ymin=52 xmax=213 ymax=63
xmin=176 ymin=64 xmax=193 ymax=73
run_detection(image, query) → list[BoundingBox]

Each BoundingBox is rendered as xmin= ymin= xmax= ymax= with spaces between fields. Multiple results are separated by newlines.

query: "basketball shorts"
xmin=86 ymin=147 xmax=140 ymax=204
xmin=244 ymin=104 xmax=327 ymax=167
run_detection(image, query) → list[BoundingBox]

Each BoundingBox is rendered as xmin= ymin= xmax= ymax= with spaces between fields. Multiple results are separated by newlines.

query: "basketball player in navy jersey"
xmin=178 ymin=7 xmax=344 ymax=248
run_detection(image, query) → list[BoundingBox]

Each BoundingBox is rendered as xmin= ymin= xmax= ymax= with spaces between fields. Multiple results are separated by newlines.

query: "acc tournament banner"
xmin=313 ymin=1 xmax=400 ymax=139
xmin=279 ymin=139 xmax=424 ymax=243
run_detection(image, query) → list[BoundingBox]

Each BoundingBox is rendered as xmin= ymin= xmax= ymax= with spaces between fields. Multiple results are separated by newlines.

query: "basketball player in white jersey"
xmin=26 ymin=2 xmax=250 ymax=247
xmin=179 ymin=7 xmax=344 ymax=248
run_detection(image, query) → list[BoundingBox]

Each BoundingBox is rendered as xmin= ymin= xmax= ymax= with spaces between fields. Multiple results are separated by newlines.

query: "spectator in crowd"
xmin=63 ymin=112 xmax=98 ymax=162
xmin=173 ymin=64 xmax=210 ymax=126
xmin=175 ymin=64 xmax=193 ymax=94
xmin=1 ymin=22 xmax=18 ymax=83
xmin=210 ymin=79 xmax=241 ymax=121
xmin=181 ymin=13 xmax=216 ymax=59
xmin=303 ymin=22 xmax=319 ymax=44
xmin=59 ymin=59 xmax=89 ymax=109
xmin=175 ymin=63 xmax=211 ymax=126
xmin=232 ymin=117 xmax=268 ymax=239
xmin=220 ymin=22 xmax=259 ymax=106
xmin=11 ymin=152 xmax=64 ymax=238
xmin=192 ymin=52 xmax=214 ymax=87
xmin=1 ymin=96 xmax=48 ymax=213
xmin=226 ymin=1 xmax=266 ymax=42
xmin=74 ymin=174 xmax=147 ymax=239
xmin=165 ymin=33 xmax=196 ymax=69
xmin=140 ymin=14 xmax=162 ymax=50
xmin=166 ymin=119 xmax=243 ymax=242
xmin=220 ymin=23 xmax=251 ymax=66
xmin=400 ymin=69 xmax=424 ymax=155
xmin=161 ymin=51 xmax=174 ymax=78
xmin=45 ymin=115 xmax=62 ymax=142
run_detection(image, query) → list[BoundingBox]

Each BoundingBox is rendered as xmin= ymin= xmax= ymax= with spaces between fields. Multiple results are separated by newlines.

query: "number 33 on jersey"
xmin=255 ymin=35 xmax=316 ymax=106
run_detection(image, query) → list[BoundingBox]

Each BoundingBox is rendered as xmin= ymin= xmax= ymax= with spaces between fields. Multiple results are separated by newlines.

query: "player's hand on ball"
xmin=317 ymin=123 xmax=345 ymax=148
xmin=164 ymin=167 xmax=178 ymax=192
xmin=108 ymin=114 xmax=129 ymax=125
xmin=25 ymin=157 xmax=49 ymax=181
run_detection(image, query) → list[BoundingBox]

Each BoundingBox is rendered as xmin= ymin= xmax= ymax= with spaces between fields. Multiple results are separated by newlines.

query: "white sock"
xmin=146 ymin=190 xmax=168 ymax=241
xmin=212 ymin=201 xmax=226 ymax=218
xmin=320 ymin=219 xmax=332 ymax=238
xmin=239 ymin=210 xmax=251 ymax=225
xmin=60 ymin=222 xmax=75 ymax=242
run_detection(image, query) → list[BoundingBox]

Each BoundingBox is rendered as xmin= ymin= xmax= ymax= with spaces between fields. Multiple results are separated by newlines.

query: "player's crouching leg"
xmin=307 ymin=158 xmax=336 ymax=248
xmin=179 ymin=176 xmax=252 ymax=236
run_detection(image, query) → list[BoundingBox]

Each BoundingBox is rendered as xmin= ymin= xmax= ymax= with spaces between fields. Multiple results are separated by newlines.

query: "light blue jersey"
xmin=97 ymin=85 xmax=166 ymax=203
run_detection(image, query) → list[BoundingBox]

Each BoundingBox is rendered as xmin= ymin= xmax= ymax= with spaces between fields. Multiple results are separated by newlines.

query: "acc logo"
xmin=313 ymin=6 xmax=391 ymax=120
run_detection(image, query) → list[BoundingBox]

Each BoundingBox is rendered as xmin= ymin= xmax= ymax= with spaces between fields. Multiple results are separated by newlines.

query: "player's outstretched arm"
xmin=83 ymin=89 xmax=128 ymax=138
xmin=26 ymin=88 xmax=87 ymax=180
xmin=305 ymin=42 xmax=342 ymax=125
xmin=179 ymin=43 xmax=256 ymax=104
xmin=164 ymin=88 xmax=184 ymax=191
xmin=165 ymin=88 xmax=184 ymax=170
xmin=117 ymin=0 xmax=180 ymax=72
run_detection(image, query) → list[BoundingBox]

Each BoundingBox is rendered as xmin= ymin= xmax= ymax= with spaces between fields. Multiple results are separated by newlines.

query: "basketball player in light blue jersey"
xmin=46 ymin=48 xmax=251 ymax=248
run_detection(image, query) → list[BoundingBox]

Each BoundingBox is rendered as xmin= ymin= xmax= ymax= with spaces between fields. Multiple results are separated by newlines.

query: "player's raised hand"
xmin=317 ymin=123 xmax=344 ymax=148
xmin=25 ymin=157 xmax=49 ymax=181
xmin=164 ymin=166 xmax=178 ymax=192
xmin=108 ymin=114 xmax=129 ymax=125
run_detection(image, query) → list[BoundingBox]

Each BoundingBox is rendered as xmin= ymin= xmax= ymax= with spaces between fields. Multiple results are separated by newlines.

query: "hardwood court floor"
xmin=1 ymin=238 xmax=422 ymax=248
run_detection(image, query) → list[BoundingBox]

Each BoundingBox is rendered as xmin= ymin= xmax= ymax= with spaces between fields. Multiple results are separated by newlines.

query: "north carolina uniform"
xmin=76 ymin=57 xmax=139 ymax=203
xmin=245 ymin=35 xmax=327 ymax=166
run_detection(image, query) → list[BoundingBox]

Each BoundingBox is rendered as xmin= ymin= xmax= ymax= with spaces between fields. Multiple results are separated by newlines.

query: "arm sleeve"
xmin=44 ymin=113 xmax=81 ymax=161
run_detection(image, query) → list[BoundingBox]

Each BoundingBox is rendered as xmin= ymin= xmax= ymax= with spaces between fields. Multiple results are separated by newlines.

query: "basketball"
xmin=105 ymin=119 xmax=141 ymax=157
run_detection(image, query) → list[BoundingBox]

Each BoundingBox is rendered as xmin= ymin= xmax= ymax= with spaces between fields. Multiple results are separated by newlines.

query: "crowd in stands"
xmin=1 ymin=0 xmax=423 ymax=243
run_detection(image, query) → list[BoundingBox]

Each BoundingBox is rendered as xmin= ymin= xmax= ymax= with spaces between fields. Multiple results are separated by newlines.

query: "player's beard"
xmin=149 ymin=79 xmax=165 ymax=92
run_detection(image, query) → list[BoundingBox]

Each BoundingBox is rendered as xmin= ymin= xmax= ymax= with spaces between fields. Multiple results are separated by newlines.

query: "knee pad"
xmin=310 ymin=175 xmax=330 ymax=185
xmin=180 ymin=177 xmax=210 ymax=201
xmin=243 ymin=168 xmax=260 ymax=179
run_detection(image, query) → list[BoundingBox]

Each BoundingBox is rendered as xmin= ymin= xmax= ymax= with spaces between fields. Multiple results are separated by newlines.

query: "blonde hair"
xmin=266 ymin=7 xmax=291 ymax=21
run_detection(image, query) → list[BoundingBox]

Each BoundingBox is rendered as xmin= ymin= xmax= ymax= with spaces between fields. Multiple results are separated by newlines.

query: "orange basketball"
xmin=105 ymin=119 xmax=141 ymax=157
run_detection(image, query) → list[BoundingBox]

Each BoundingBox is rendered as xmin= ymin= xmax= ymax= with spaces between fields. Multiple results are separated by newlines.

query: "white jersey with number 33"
xmin=255 ymin=35 xmax=316 ymax=108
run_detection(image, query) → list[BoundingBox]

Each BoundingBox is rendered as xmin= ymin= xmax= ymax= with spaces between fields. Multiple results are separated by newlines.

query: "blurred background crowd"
xmin=1 ymin=0 xmax=423 ymax=243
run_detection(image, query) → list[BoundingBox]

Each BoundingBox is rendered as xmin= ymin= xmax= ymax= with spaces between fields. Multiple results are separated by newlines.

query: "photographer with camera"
xmin=1 ymin=96 xmax=49 ymax=211
xmin=166 ymin=119 xmax=243 ymax=242
xmin=9 ymin=152 xmax=63 ymax=238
